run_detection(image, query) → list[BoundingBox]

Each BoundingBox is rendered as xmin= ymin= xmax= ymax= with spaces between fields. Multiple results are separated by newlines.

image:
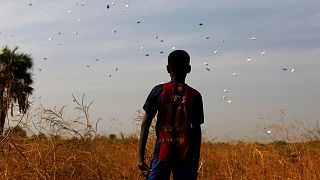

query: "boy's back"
xmin=144 ymin=81 xmax=203 ymax=161
xmin=138 ymin=50 xmax=204 ymax=180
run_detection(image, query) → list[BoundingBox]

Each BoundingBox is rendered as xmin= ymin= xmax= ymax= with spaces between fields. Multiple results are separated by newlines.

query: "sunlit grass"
xmin=1 ymin=97 xmax=319 ymax=179
xmin=1 ymin=132 xmax=319 ymax=179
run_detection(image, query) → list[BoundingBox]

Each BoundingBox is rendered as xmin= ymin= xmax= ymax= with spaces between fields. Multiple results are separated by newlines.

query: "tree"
xmin=0 ymin=46 xmax=33 ymax=134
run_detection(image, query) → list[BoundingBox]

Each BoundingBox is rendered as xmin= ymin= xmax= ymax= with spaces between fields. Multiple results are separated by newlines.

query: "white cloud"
xmin=0 ymin=1 xmax=74 ymax=30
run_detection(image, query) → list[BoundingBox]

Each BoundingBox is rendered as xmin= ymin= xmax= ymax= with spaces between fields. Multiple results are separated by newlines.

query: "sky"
xmin=1 ymin=0 xmax=320 ymax=140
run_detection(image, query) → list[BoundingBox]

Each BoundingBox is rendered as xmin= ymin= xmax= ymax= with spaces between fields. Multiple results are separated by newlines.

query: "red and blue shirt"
xmin=143 ymin=81 xmax=204 ymax=162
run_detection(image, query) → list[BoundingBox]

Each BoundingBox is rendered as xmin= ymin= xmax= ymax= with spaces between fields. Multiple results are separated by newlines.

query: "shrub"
xmin=4 ymin=126 xmax=27 ymax=138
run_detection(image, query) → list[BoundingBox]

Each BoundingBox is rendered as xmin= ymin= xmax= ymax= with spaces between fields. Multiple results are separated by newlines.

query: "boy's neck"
xmin=170 ymin=77 xmax=186 ymax=84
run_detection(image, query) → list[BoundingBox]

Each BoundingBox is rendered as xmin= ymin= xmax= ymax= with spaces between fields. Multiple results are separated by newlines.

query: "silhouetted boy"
xmin=138 ymin=50 xmax=204 ymax=180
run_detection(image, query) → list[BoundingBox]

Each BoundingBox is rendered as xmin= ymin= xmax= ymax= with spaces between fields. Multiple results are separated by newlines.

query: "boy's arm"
xmin=137 ymin=112 xmax=154 ymax=171
xmin=191 ymin=125 xmax=202 ymax=175
xmin=192 ymin=125 xmax=202 ymax=161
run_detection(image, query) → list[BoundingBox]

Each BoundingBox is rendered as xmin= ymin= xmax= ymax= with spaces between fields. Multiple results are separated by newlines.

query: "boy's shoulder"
xmin=152 ymin=82 xmax=202 ymax=97
xmin=185 ymin=84 xmax=202 ymax=96
xmin=150 ymin=83 xmax=164 ymax=92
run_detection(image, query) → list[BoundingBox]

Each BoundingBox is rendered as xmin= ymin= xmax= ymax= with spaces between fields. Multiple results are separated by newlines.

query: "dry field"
xmin=1 ymin=98 xmax=319 ymax=179
xmin=0 ymin=130 xmax=319 ymax=179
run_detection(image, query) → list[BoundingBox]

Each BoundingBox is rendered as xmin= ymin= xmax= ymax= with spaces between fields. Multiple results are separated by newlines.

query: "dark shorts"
xmin=147 ymin=159 xmax=198 ymax=180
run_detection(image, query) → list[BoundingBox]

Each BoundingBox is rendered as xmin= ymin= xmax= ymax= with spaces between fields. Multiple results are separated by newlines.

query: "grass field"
xmin=1 ymin=98 xmax=319 ymax=179
xmin=1 ymin=130 xmax=320 ymax=179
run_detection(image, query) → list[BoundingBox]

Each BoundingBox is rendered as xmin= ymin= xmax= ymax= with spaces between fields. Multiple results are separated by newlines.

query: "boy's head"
xmin=167 ymin=50 xmax=191 ymax=80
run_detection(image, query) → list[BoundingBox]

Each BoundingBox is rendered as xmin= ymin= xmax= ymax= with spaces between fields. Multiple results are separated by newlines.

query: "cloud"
xmin=0 ymin=1 xmax=74 ymax=30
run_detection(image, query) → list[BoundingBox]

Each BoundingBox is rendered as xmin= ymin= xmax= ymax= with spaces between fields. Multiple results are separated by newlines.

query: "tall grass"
xmin=1 ymin=131 xmax=319 ymax=179
xmin=0 ymin=96 xmax=319 ymax=179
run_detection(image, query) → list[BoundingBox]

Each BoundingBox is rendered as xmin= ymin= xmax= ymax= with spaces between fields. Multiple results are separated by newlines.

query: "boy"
xmin=137 ymin=50 xmax=204 ymax=180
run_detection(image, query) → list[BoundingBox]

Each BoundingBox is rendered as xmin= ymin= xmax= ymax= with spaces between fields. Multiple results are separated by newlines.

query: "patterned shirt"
xmin=143 ymin=81 xmax=204 ymax=162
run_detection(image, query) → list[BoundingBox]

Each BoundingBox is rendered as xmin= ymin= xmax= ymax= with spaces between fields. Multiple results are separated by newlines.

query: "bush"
xmin=109 ymin=134 xmax=117 ymax=140
xmin=4 ymin=126 xmax=27 ymax=138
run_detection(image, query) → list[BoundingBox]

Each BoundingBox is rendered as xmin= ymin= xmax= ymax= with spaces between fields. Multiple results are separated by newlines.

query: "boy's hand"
xmin=138 ymin=161 xmax=150 ymax=172
xmin=138 ymin=161 xmax=150 ymax=177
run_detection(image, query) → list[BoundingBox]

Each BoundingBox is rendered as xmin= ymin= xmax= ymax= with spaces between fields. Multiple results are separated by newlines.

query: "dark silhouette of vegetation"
xmin=0 ymin=46 xmax=33 ymax=134
xmin=4 ymin=126 xmax=27 ymax=138
xmin=109 ymin=134 xmax=117 ymax=139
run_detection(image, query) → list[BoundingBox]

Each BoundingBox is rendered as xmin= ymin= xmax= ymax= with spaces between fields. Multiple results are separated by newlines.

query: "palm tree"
xmin=0 ymin=46 xmax=33 ymax=134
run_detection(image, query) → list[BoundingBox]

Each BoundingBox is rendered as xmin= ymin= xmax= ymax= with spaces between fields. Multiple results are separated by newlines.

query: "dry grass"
xmin=199 ymin=140 xmax=320 ymax=179
xmin=1 ymin=96 xmax=319 ymax=179
xmin=0 ymin=134 xmax=320 ymax=179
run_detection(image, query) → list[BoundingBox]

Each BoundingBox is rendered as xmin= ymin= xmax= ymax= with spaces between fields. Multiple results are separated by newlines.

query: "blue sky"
xmin=1 ymin=0 xmax=320 ymax=139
